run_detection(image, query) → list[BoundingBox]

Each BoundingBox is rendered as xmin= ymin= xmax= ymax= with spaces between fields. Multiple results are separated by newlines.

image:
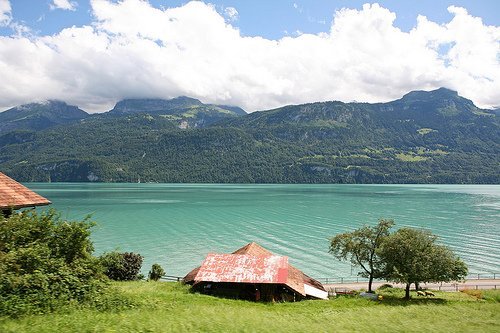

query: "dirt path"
xmin=324 ymin=279 xmax=500 ymax=292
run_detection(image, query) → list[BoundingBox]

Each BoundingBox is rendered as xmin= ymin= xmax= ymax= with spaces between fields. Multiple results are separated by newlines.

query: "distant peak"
xmin=14 ymin=100 xmax=82 ymax=111
xmin=172 ymin=96 xmax=203 ymax=104
xmin=19 ymin=100 xmax=68 ymax=107
xmin=434 ymin=87 xmax=458 ymax=94
xmin=401 ymin=87 xmax=459 ymax=102
xmin=112 ymin=96 xmax=204 ymax=112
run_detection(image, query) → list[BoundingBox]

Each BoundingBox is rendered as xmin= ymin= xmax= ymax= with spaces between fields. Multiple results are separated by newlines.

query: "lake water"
xmin=27 ymin=183 xmax=500 ymax=279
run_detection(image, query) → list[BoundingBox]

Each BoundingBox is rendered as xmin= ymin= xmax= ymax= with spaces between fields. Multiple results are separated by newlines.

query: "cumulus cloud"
xmin=224 ymin=7 xmax=238 ymax=22
xmin=0 ymin=0 xmax=12 ymax=26
xmin=0 ymin=0 xmax=499 ymax=112
xmin=50 ymin=0 xmax=77 ymax=11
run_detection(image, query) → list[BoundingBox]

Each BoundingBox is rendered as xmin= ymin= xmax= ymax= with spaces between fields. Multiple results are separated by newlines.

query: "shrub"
xmin=482 ymin=290 xmax=500 ymax=302
xmin=377 ymin=284 xmax=393 ymax=290
xmin=100 ymin=251 xmax=143 ymax=281
xmin=148 ymin=263 xmax=166 ymax=281
xmin=0 ymin=210 xmax=107 ymax=317
xmin=461 ymin=289 xmax=483 ymax=299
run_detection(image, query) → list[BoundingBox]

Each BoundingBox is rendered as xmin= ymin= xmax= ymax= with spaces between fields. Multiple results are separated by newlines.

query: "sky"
xmin=0 ymin=0 xmax=499 ymax=113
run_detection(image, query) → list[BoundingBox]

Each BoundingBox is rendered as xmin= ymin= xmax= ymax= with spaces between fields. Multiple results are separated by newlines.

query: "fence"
xmin=436 ymin=283 xmax=500 ymax=291
xmin=316 ymin=272 xmax=499 ymax=285
xmin=161 ymin=275 xmax=183 ymax=282
xmin=157 ymin=273 xmax=499 ymax=285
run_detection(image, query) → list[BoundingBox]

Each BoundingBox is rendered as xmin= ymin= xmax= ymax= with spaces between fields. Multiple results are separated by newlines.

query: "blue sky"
xmin=3 ymin=1 xmax=500 ymax=39
xmin=0 ymin=1 xmax=499 ymax=112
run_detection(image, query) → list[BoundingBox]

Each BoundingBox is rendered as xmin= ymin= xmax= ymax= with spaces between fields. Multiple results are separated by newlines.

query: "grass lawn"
xmin=1 ymin=282 xmax=499 ymax=333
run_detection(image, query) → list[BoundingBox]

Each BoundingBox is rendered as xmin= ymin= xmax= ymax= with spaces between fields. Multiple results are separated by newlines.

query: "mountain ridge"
xmin=0 ymin=88 xmax=498 ymax=184
xmin=0 ymin=100 xmax=89 ymax=133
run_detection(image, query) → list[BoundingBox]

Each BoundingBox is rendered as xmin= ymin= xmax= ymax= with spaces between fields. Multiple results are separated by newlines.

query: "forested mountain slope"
xmin=0 ymin=88 xmax=498 ymax=183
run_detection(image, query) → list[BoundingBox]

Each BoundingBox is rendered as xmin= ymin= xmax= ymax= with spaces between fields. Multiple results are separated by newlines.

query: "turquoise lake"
xmin=27 ymin=183 xmax=500 ymax=279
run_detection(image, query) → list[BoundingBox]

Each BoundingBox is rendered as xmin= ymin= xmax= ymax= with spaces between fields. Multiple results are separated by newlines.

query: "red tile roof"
xmin=0 ymin=172 xmax=51 ymax=209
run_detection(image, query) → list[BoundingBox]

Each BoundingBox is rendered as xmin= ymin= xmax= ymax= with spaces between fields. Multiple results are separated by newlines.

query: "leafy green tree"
xmin=148 ymin=263 xmax=166 ymax=281
xmin=0 ymin=209 xmax=106 ymax=316
xmin=329 ymin=219 xmax=394 ymax=292
xmin=100 ymin=251 xmax=144 ymax=281
xmin=378 ymin=227 xmax=468 ymax=299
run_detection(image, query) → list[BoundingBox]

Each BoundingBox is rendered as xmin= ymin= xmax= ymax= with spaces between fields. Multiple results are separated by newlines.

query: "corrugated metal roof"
xmin=0 ymin=172 xmax=51 ymax=209
xmin=230 ymin=242 xmax=326 ymax=293
xmin=232 ymin=242 xmax=274 ymax=257
xmin=195 ymin=253 xmax=289 ymax=284
xmin=185 ymin=242 xmax=329 ymax=298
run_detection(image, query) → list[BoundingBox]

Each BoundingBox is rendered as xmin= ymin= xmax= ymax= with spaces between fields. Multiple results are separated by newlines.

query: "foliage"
xmin=148 ymin=263 xmax=165 ymax=281
xmin=482 ymin=290 xmax=500 ymax=303
xmin=329 ymin=219 xmax=394 ymax=292
xmin=0 ymin=210 xmax=107 ymax=317
xmin=100 ymin=251 xmax=144 ymax=281
xmin=461 ymin=289 xmax=483 ymax=299
xmin=377 ymin=284 xmax=393 ymax=290
xmin=1 ymin=282 xmax=499 ymax=333
xmin=378 ymin=228 xmax=468 ymax=299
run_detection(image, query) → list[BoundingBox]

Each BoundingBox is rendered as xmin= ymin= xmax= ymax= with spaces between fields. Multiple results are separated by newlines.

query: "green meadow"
xmin=1 ymin=282 xmax=499 ymax=333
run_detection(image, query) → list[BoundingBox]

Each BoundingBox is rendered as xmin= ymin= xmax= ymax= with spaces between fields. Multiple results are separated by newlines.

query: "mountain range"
xmin=0 ymin=88 xmax=498 ymax=184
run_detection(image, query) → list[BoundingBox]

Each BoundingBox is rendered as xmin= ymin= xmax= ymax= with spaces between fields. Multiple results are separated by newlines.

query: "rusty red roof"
xmin=0 ymin=172 xmax=51 ymax=210
xmin=195 ymin=253 xmax=289 ymax=284
xmin=232 ymin=242 xmax=274 ymax=256
xmin=184 ymin=242 xmax=327 ymax=298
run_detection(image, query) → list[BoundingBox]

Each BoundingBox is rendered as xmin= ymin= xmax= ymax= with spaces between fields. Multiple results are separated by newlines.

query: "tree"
xmin=148 ymin=263 xmax=166 ymax=281
xmin=100 ymin=251 xmax=144 ymax=281
xmin=329 ymin=219 xmax=394 ymax=292
xmin=378 ymin=227 xmax=468 ymax=299
xmin=0 ymin=209 xmax=106 ymax=316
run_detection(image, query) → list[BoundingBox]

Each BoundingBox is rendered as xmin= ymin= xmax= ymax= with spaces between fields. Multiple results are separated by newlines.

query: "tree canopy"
xmin=329 ymin=221 xmax=468 ymax=298
xmin=378 ymin=227 xmax=468 ymax=299
xmin=329 ymin=219 xmax=394 ymax=292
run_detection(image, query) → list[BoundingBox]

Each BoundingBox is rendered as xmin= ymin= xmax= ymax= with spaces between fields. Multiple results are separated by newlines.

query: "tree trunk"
xmin=415 ymin=282 xmax=420 ymax=291
xmin=368 ymin=274 xmax=374 ymax=293
xmin=405 ymin=283 xmax=411 ymax=300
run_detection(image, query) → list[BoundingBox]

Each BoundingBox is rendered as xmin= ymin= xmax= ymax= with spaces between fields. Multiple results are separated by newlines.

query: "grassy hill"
xmin=1 ymin=282 xmax=499 ymax=333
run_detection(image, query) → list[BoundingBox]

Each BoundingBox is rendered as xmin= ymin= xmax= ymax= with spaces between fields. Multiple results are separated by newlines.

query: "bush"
xmin=482 ymin=290 xmax=500 ymax=302
xmin=148 ymin=263 xmax=166 ymax=281
xmin=100 ymin=251 xmax=143 ymax=281
xmin=377 ymin=284 xmax=394 ymax=290
xmin=0 ymin=210 xmax=108 ymax=317
xmin=461 ymin=289 xmax=483 ymax=299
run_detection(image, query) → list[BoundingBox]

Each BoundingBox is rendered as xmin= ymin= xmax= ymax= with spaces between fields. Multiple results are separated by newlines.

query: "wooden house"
xmin=184 ymin=242 xmax=328 ymax=301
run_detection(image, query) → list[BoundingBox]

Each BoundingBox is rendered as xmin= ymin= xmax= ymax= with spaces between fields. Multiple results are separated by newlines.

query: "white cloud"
xmin=0 ymin=0 xmax=499 ymax=112
xmin=224 ymin=7 xmax=238 ymax=22
xmin=293 ymin=3 xmax=302 ymax=13
xmin=0 ymin=0 xmax=12 ymax=26
xmin=50 ymin=0 xmax=77 ymax=11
